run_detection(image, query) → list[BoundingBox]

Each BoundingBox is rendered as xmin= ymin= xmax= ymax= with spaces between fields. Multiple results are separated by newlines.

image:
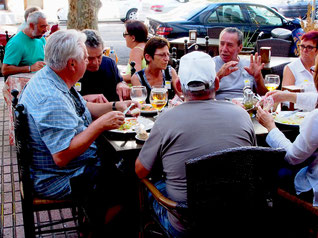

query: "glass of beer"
xmin=149 ymin=85 xmax=168 ymax=117
xmin=264 ymin=74 xmax=280 ymax=91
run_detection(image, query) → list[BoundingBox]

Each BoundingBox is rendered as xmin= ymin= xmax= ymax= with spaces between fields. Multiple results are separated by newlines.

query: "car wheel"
xmin=125 ymin=8 xmax=138 ymax=21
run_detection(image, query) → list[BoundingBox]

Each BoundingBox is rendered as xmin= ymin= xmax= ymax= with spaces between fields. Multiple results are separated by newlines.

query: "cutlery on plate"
xmin=123 ymin=103 xmax=135 ymax=115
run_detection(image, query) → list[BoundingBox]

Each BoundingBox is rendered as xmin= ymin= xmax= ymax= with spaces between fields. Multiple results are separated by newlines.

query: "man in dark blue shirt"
xmin=78 ymin=29 xmax=130 ymax=102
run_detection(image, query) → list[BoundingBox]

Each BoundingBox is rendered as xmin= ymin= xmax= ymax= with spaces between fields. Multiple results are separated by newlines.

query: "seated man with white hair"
xmin=2 ymin=11 xmax=48 ymax=77
xmin=135 ymin=51 xmax=256 ymax=237
xmin=19 ymin=29 xmax=136 ymax=236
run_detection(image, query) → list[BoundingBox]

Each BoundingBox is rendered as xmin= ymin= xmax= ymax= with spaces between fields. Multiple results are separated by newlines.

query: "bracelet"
xmin=112 ymin=101 xmax=116 ymax=111
xmin=28 ymin=66 xmax=31 ymax=72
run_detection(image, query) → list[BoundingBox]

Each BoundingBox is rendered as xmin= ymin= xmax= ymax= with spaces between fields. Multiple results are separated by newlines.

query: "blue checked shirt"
xmin=19 ymin=66 xmax=100 ymax=199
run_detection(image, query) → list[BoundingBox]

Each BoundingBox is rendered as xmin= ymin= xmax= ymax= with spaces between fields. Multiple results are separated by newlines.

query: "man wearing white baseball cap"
xmin=136 ymin=51 xmax=256 ymax=237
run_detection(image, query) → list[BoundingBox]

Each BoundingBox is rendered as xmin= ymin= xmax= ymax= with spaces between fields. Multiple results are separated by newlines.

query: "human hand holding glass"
xmin=149 ymin=85 xmax=168 ymax=117
xmin=130 ymin=86 xmax=147 ymax=104
xmin=264 ymin=74 xmax=280 ymax=91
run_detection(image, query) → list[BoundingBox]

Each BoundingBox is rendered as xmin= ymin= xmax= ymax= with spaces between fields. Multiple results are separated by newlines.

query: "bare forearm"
xmin=86 ymin=101 xmax=113 ymax=118
xmin=2 ymin=64 xmax=30 ymax=76
xmin=52 ymin=117 xmax=106 ymax=167
xmin=255 ymin=75 xmax=268 ymax=96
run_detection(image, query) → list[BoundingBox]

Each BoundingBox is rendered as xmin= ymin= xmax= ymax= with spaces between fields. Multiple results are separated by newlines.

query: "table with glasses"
xmin=3 ymin=73 xmax=34 ymax=145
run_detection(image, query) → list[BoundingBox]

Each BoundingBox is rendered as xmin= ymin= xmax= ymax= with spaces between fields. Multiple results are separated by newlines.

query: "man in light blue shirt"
xmin=19 ymin=29 xmax=136 ymax=236
xmin=213 ymin=27 xmax=268 ymax=100
xmin=2 ymin=11 xmax=48 ymax=77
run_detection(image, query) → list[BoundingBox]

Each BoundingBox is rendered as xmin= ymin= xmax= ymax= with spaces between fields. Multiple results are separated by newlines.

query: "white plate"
xmin=140 ymin=104 xmax=158 ymax=114
xmin=109 ymin=116 xmax=154 ymax=134
xmin=273 ymin=111 xmax=309 ymax=127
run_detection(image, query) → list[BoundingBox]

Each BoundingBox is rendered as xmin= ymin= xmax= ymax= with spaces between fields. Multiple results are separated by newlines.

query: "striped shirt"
xmin=19 ymin=66 xmax=100 ymax=199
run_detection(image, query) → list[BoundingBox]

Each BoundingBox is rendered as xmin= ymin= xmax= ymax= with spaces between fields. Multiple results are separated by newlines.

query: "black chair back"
xmin=256 ymin=38 xmax=292 ymax=57
xmin=186 ymin=146 xmax=286 ymax=237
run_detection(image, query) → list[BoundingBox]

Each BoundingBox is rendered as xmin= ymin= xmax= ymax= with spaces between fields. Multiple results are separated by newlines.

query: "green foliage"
xmin=243 ymin=29 xmax=258 ymax=48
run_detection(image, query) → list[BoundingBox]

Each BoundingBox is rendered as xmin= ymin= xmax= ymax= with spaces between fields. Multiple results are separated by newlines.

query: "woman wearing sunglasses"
xmin=122 ymin=20 xmax=148 ymax=84
xmin=282 ymin=30 xmax=318 ymax=92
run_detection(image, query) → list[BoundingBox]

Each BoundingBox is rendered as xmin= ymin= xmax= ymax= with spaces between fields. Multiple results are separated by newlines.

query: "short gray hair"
xmin=24 ymin=6 xmax=40 ymax=22
xmin=27 ymin=11 xmax=46 ymax=25
xmin=45 ymin=30 xmax=87 ymax=71
xmin=82 ymin=29 xmax=104 ymax=49
xmin=220 ymin=27 xmax=243 ymax=46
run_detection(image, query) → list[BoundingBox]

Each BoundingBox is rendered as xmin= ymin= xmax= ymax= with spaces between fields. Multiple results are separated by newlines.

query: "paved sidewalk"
xmin=0 ymin=77 xmax=80 ymax=237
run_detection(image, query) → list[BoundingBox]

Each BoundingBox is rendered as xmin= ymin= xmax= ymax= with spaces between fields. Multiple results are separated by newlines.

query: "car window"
xmin=246 ymin=5 xmax=283 ymax=26
xmin=207 ymin=5 xmax=245 ymax=24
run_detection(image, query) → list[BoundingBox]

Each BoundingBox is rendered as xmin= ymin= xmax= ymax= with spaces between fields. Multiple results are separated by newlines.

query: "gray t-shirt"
xmin=213 ymin=56 xmax=256 ymax=100
xmin=138 ymin=100 xmax=256 ymax=231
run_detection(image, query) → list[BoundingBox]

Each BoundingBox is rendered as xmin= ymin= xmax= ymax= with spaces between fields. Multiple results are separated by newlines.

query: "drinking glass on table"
xmin=264 ymin=74 xmax=280 ymax=91
xmin=130 ymin=86 xmax=147 ymax=104
xmin=149 ymin=85 xmax=168 ymax=117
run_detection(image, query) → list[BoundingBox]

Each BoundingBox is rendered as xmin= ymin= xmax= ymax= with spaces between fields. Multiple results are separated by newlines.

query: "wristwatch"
xmin=112 ymin=101 xmax=116 ymax=111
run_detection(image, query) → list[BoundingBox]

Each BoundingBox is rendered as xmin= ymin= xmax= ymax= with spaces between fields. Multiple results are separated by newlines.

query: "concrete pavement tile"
xmin=3 ymin=203 xmax=12 ymax=214
xmin=3 ymin=214 xmax=13 ymax=227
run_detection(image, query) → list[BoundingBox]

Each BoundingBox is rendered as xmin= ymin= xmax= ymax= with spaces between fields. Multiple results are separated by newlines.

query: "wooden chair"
xmin=139 ymin=146 xmax=286 ymax=238
xmin=256 ymin=38 xmax=292 ymax=57
xmin=11 ymin=89 xmax=85 ymax=238
xmin=183 ymin=36 xmax=209 ymax=55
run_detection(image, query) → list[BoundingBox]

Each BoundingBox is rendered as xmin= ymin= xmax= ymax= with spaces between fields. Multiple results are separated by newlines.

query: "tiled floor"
xmin=0 ymin=77 xmax=80 ymax=237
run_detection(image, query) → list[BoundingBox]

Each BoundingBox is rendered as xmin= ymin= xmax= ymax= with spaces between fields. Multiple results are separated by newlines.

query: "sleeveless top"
xmin=126 ymin=46 xmax=147 ymax=76
xmin=135 ymin=65 xmax=175 ymax=103
xmin=287 ymin=58 xmax=314 ymax=86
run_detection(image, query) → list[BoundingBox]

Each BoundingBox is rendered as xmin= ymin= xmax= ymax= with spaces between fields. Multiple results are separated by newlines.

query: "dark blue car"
xmin=146 ymin=1 xmax=301 ymax=40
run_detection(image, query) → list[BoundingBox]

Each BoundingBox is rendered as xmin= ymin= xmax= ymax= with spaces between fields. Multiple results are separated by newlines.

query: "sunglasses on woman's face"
xmin=123 ymin=32 xmax=130 ymax=38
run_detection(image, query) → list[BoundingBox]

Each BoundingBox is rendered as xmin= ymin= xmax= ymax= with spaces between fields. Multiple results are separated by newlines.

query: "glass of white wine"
xmin=149 ymin=85 xmax=168 ymax=117
xmin=130 ymin=86 xmax=147 ymax=104
xmin=264 ymin=74 xmax=280 ymax=91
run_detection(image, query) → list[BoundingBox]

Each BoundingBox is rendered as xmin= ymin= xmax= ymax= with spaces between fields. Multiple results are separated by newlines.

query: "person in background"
xmin=135 ymin=51 xmax=256 ymax=237
xmin=78 ymin=29 xmax=130 ymax=103
xmin=122 ymin=20 xmax=148 ymax=84
xmin=2 ymin=11 xmax=48 ymax=77
xmin=256 ymin=56 xmax=318 ymax=206
xmin=131 ymin=36 xmax=179 ymax=103
xmin=282 ymin=30 xmax=318 ymax=91
xmin=213 ymin=27 xmax=267 ymax=100
xmin=16 ymin=6 xmax=41 ymax=33
xmin=19 ymin=29 xmax=136 ymax=237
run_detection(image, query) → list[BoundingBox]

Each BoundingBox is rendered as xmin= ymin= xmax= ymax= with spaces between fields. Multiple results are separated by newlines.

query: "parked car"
xmin=146 ymin=1 xmax=301 ymax=40
xmin=57 ymin=0 xmax=140 ymax=22
xmin=269 ymin=0 xmax=317 ymax=20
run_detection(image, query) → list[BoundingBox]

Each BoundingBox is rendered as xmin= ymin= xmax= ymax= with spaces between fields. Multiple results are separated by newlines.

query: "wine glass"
xmin=149 ymin=85 xmax=168 ymax=117
xmin=264 ymin=74 xmax=280 ymax=91
xmin=130 ymin=86 xmax=147 ymax=104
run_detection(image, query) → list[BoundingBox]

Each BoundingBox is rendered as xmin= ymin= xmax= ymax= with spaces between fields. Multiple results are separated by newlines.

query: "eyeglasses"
xmin=299 ymin=44 xmax=317 ymax=51
xmin=310 ymin=66 xmax=316 ymax=73
xmin=154 ymin=53 xmax=170 ymax=58
xmin=123 ymin=32 xmax=130 ymax=38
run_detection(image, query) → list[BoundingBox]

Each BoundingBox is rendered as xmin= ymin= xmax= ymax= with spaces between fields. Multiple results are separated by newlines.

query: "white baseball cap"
xmin=178 ymin=51 xmax=216 ymax=92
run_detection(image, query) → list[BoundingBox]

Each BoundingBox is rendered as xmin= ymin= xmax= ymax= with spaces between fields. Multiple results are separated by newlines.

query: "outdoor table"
xmin=3 ymin=72 xmax=33 ymax=145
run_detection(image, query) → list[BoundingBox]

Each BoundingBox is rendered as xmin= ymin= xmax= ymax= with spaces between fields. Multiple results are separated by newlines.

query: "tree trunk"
xmin=67 ymin=0 xmax=102 ymax=31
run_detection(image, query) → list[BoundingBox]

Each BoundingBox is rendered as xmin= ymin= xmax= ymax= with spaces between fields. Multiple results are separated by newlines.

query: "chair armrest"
xmin=141 ymin=178 xmax=177 ymax=209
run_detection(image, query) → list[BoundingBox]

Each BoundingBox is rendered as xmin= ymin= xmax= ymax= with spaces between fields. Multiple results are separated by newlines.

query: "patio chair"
xmin=183 ymin=36 xmax=209 ymax=55
xmin=206 ymin=26 xmax=225 ymax=39
xmin=139 ymin=146 xmax=286 ymax=238
xmin=256 ymin=38 xmax=292 ymax=57
xmin=11 ymin=89 xmax=85 ymax=238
